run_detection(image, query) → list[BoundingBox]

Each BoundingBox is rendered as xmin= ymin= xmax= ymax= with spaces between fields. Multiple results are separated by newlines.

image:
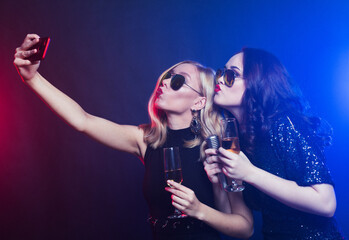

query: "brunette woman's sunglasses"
xmin=215 ymin=68 xmax=242 ymax=87
xmin=161 ymin=72 xmax=202 ymax=95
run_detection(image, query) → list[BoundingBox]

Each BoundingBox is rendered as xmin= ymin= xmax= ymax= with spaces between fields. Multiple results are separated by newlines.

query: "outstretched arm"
xmin=14 ymin=34 xmax=147 ymax=158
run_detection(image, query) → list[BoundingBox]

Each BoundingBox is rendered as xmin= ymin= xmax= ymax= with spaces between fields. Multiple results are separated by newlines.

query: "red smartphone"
xmin=26 ymin=37 xmax=51 ymax=62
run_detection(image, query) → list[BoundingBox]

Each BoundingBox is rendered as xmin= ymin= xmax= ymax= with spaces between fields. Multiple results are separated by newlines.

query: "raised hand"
xmin=13 ymin=34 xmax=41 ymax=81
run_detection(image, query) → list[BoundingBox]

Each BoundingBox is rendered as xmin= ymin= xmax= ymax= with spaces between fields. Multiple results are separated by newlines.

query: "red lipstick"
xmin=215 ymin=84 xmax=221 ymax=93
xmin=156 ymin=88 xmax=163 ymax=96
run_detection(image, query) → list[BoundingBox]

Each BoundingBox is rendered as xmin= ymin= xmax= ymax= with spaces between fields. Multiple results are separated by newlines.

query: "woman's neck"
xmin=166 ymin=111 xmax=192 ymax=130
xmin=227 ymin=106 xmax=243 ymax=123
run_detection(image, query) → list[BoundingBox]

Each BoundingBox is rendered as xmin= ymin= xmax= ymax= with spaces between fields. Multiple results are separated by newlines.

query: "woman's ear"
xmin=192 ymin=96 xmax=207 ymax=111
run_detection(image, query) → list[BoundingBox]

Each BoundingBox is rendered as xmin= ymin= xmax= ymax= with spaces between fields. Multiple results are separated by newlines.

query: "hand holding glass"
xmin=163 ymin=147 xmax=187 ymax=218
xmin=221 ymin=118 xmax=245 ymax=192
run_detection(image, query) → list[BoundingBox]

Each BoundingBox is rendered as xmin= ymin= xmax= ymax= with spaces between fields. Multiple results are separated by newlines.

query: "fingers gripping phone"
xmin=26 ymin=37 xmax=51 ymax=62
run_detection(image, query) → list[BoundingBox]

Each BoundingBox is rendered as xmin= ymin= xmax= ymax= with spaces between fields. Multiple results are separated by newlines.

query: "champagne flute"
xmin=221 ymin=118 xmax=245 ymax=192
xmin=163 ymin=147 xmax=187 ymax=218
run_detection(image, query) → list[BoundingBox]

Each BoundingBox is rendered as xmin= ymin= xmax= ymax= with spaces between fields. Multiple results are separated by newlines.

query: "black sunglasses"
xmin=215 ymin=68 xmax=242 ymax=87
xmin=161 ymin=72 xmax=202 ymax=95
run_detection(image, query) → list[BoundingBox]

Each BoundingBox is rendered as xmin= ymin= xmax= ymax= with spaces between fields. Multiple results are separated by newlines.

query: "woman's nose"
xmin=217 ymin=76 xmax=224 ymax=85
xmin=162 ymin=78 xmax=170 ymax=87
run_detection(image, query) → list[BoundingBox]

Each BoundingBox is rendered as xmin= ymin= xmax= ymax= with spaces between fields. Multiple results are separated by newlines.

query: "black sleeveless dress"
xmin=143 ymin=127 xmax=221 ymax=240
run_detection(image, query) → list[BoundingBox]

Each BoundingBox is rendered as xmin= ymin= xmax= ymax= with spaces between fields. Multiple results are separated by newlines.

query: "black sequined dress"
xmin=143 ymin=127 xmax=220 ymax=240
xmin=243 ymin=114 xmax=345 ymax=239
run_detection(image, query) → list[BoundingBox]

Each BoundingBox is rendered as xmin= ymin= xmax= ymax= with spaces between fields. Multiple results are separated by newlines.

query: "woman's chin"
xmin=213 ymin=96 xmax=225 ymax=106
xmin=154 ymin=101 xmax=166 ymax=111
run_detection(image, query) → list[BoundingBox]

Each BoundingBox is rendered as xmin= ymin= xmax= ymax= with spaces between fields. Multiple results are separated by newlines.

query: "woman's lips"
xmin=215 ymin=84 xmax=221 ymax=93
xmin=156 ymin=88 xmax=163 ymax=96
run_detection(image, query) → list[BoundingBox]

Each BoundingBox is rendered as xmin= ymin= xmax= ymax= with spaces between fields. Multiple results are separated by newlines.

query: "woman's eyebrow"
xmin=225 ymin=66 xmax=241 ymax=71
xmin=176 ymin=71 xmax=191 ymax=79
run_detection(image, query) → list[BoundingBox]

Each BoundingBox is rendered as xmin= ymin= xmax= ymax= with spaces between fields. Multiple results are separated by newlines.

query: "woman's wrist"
xmin=24 ymin=72 xmax=41 ymax=86
xmin=194 ymin=202 xmax=207 ymax=221
xmin=243 ymin=165 xmax=260 ymax=185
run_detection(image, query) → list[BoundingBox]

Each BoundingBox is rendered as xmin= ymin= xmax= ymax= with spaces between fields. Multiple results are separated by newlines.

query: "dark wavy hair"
xmin=238 ymin=48 xmax=331 ymax=156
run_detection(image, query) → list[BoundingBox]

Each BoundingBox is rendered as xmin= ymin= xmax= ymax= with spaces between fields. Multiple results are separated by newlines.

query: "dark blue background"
xmin=0 ymin=0 xmax=348 ymax=239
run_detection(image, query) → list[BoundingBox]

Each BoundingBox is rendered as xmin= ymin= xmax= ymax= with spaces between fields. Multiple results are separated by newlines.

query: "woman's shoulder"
xmin=267 ymin=113 xmax=313 ymax=149
xmin=269 ymin=112 xmax=332 ymax=148
xmin=270 ymin=113 xmax=304 ymax=134
xmin=272 ymin=111 xmax=320 ymax=131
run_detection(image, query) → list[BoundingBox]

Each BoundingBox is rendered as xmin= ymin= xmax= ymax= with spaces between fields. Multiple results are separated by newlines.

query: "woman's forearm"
xmin=197 ymin=203 xmax=253 ymax=239
xmin=198 ymin=184 xmax=253 ymax=238
xmin=212 ymin=183 xmax=231 ymax=213
xmin=165 ymin=180 xmax=253 ymax=238
xmin=246 ymin=166 xmax=336 ymax=217
xmin=25 ymin=72 xmax=89 ymax=131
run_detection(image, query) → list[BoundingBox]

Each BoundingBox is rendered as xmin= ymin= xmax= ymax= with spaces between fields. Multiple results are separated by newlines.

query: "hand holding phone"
xmin=26 ymin=37 xmax=50 ymax=62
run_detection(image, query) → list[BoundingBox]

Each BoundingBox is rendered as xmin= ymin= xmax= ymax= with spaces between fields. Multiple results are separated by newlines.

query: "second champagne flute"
xmin=221 ymin=118 xmax=245 ymax=192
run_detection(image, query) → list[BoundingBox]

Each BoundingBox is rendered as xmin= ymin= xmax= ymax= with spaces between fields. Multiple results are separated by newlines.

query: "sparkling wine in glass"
xmin=221 ymin=118 xmax=245 ymax=192
xmin=163 ymin=147 xmax=187 ymax=218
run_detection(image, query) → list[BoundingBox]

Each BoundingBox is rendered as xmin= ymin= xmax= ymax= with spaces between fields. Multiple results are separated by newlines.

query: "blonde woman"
xmin=14 ymin=34 xmax=252 ymax=240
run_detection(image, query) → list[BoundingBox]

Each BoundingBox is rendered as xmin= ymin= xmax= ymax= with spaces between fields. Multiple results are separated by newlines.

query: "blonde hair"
xmin=141 ymin=61 xmax=221 ymax=154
